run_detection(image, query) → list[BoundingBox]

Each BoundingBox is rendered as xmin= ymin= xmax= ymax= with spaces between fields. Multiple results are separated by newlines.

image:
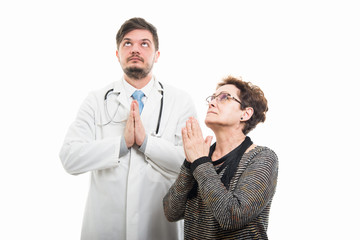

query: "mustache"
xmin=127 ymin=55 xmax=144 ymax=62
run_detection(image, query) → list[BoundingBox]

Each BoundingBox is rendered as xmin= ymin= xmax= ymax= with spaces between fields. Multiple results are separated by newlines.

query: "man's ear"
xmin=154 ymin=50 xmax=160 ymax=63
xmin=116 ymin=50 xmax=120 ymax=62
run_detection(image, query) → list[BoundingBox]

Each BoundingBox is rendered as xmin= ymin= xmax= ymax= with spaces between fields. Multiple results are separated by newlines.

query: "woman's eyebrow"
xmin=212 ymin=91 xmax=229 ymax=96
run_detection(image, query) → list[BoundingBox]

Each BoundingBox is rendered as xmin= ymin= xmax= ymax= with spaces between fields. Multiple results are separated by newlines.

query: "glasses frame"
xmin=206 ymin=92 xmax=243 ymax=106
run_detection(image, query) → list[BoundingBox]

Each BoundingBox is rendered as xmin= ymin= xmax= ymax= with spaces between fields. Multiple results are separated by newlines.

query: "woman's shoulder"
xmin=246 ymin=145 xmax=278 ymax=164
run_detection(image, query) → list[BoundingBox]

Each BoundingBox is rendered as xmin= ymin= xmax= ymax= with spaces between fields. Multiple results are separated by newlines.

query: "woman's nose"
xmin=208 ymin=100 xmax=216 ymax=108
xmin=209 ymin=97 xmax=218 ymax=105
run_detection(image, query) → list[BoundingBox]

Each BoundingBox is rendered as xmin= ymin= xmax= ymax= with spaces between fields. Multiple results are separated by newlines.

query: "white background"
xmin=1 ymin=0 xmax=359 ymax=239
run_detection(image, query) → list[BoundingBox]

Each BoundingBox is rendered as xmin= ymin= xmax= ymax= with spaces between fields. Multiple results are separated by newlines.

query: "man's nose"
xmin=131 ymin=44 xmax=140 ymax=54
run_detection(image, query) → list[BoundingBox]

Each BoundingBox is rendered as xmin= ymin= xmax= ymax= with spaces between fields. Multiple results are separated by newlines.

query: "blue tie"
xmin=132 ymin=90 xmax=145 ymax=114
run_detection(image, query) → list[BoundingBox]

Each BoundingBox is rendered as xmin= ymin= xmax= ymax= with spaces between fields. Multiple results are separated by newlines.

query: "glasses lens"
xmin=218 ymin=93 xmax=228 ymax=102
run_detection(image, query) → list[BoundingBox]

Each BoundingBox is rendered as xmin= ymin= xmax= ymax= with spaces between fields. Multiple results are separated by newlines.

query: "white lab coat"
xmin=60 ymin=78 xmax=196 ymax=240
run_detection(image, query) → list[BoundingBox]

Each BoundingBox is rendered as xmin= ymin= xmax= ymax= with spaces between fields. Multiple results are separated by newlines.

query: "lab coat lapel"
xmin=141 ymin=83 xmax=162 ymax=130
xmin=113 ymin=80 xmax=130 ymax=111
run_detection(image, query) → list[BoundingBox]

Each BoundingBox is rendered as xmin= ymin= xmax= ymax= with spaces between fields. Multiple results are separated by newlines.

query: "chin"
xmin=205 ymin=118 xmax=215 ymax=128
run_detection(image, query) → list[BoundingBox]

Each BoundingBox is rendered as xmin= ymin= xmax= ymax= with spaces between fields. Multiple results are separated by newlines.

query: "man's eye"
xmin=124 ymin=42 xmax=131 ymax=46
xmin=142 ymin=42 xmax=149 ymax=47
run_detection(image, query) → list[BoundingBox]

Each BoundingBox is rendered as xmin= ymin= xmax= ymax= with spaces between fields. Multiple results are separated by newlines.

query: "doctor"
xmin=59 ymin=17 xmax=196 ymax=240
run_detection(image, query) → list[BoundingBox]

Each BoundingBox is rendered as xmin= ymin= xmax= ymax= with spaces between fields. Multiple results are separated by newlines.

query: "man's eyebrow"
xmin=122 ymin=38 xmax=152 ymax=43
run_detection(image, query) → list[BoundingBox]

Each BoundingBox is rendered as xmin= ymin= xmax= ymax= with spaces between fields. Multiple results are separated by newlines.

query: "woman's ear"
xmin=240 ymin=107 xmax=254 ymax=121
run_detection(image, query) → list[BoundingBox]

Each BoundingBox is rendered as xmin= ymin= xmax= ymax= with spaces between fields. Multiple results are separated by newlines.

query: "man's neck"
xmin=124 ymin=74 xmax=153 ymax=89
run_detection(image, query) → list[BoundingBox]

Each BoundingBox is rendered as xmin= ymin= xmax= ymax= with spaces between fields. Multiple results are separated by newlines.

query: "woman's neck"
xmin=212 ymin=128 xmax=246 ymax=161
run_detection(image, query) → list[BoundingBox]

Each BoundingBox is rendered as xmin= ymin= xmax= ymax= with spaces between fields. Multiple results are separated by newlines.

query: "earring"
xmin=240 ymin=117 xmax=243 ymax=120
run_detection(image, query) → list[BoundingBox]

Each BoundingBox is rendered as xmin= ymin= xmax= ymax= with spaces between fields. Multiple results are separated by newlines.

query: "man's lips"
xmin=128 ymin=56 xmax=143 ymax=62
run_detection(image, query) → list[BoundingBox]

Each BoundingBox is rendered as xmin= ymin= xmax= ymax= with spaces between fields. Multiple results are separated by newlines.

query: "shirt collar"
xmin=122 ymin=76 xmax=155 ymax=99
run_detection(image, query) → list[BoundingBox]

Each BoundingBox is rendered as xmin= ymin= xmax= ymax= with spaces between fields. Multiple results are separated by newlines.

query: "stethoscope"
xmin=99 ymin=81 xmax=164 ymax=136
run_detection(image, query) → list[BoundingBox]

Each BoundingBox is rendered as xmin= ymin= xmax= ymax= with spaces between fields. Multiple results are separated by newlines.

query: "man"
xmin=60 ymin=17 xmax=196 ymax=240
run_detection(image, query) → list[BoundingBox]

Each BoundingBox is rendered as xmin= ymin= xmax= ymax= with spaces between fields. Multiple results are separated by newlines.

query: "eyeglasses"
xmin=206 ymin=92 xmax=242 ymax=106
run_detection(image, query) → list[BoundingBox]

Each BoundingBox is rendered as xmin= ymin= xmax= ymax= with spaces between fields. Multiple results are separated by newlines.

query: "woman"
xmin=163 ymin=76 xmax=278 ymax=239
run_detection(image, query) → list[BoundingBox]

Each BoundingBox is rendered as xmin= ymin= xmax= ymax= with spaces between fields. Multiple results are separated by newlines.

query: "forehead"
xmin=215 ymin=84 xmax=240 ymax=96
xmin=122 ymin=29 xmax=154 ymax=42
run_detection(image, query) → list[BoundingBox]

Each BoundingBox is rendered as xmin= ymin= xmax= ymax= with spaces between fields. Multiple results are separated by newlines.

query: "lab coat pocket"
xmin=145 ymin=160 xmax=176 ymax=183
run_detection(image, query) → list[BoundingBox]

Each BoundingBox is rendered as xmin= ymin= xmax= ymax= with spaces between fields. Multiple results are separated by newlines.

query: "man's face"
xmin=116 ymin=29 xmax=160 ymax=80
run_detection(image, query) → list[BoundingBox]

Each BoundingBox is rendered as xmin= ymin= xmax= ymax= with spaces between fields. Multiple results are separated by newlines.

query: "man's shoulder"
xmin=80 ymin=81 xmax=120 ymax=105
xmin=161 ymin=82 xmax=191 ymax=98
xmin=99 ymin=81 xmax=120 ymax=92
xmin=90 ymin=81 xmax=120 ymax=95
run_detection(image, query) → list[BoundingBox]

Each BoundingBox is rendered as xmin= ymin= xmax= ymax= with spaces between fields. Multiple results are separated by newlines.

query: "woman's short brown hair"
xmin=217 ymin=76 xmax=268 ymax=135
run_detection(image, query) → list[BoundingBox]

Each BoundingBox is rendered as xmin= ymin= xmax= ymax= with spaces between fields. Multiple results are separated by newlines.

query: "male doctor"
xmin=59 ymin=17 xmax=196 ymax=240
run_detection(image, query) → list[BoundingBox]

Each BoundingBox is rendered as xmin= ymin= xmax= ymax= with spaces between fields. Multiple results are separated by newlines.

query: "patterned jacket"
xmin=163 ymin=146 xmax=279 ymax=240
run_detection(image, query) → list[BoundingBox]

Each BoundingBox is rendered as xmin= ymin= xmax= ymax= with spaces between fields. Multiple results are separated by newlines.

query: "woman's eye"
xmin=219 ymin=94 xmax=228 ymax=101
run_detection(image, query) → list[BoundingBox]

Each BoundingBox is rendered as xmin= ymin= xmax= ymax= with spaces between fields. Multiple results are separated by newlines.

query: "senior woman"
xmin=163 ymin=76 xmax=278 ymax=239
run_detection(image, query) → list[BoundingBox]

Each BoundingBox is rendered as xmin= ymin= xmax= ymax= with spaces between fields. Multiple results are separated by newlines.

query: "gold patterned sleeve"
xmin=192 ymin=147 xmax=278 ymax=230
xmin=163 ymin=162 xmax=196 ymax=222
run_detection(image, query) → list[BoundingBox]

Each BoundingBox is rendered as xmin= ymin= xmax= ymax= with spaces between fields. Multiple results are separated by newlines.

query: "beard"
xmin=123 ymin=66 xmax=151 ymax=80
xmin=121 ymin=54 xmax=156 ymax=80
xmin=123 ymin=56 xmax=155 ymax=80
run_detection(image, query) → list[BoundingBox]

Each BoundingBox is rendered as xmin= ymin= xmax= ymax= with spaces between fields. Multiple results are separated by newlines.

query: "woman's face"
xmin=205 ymin=84 xmax=243 ymax=129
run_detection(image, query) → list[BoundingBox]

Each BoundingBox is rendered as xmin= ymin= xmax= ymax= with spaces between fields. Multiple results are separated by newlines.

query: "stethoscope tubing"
xmin=100 ymin=82 xmax=164 ymax=135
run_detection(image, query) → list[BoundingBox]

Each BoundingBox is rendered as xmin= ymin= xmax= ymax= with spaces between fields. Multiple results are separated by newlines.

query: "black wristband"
xmin=183 ymin=159 xmax=191 ymax=169
xmin=190 ymin=156 xmax=211 ymax=174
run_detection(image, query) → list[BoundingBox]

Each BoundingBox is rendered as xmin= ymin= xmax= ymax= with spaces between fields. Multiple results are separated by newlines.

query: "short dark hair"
xmin=217 ymin=76 xmax=268 ymax=135
xmin=116 ymin=17 xmax=159 ymax=51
